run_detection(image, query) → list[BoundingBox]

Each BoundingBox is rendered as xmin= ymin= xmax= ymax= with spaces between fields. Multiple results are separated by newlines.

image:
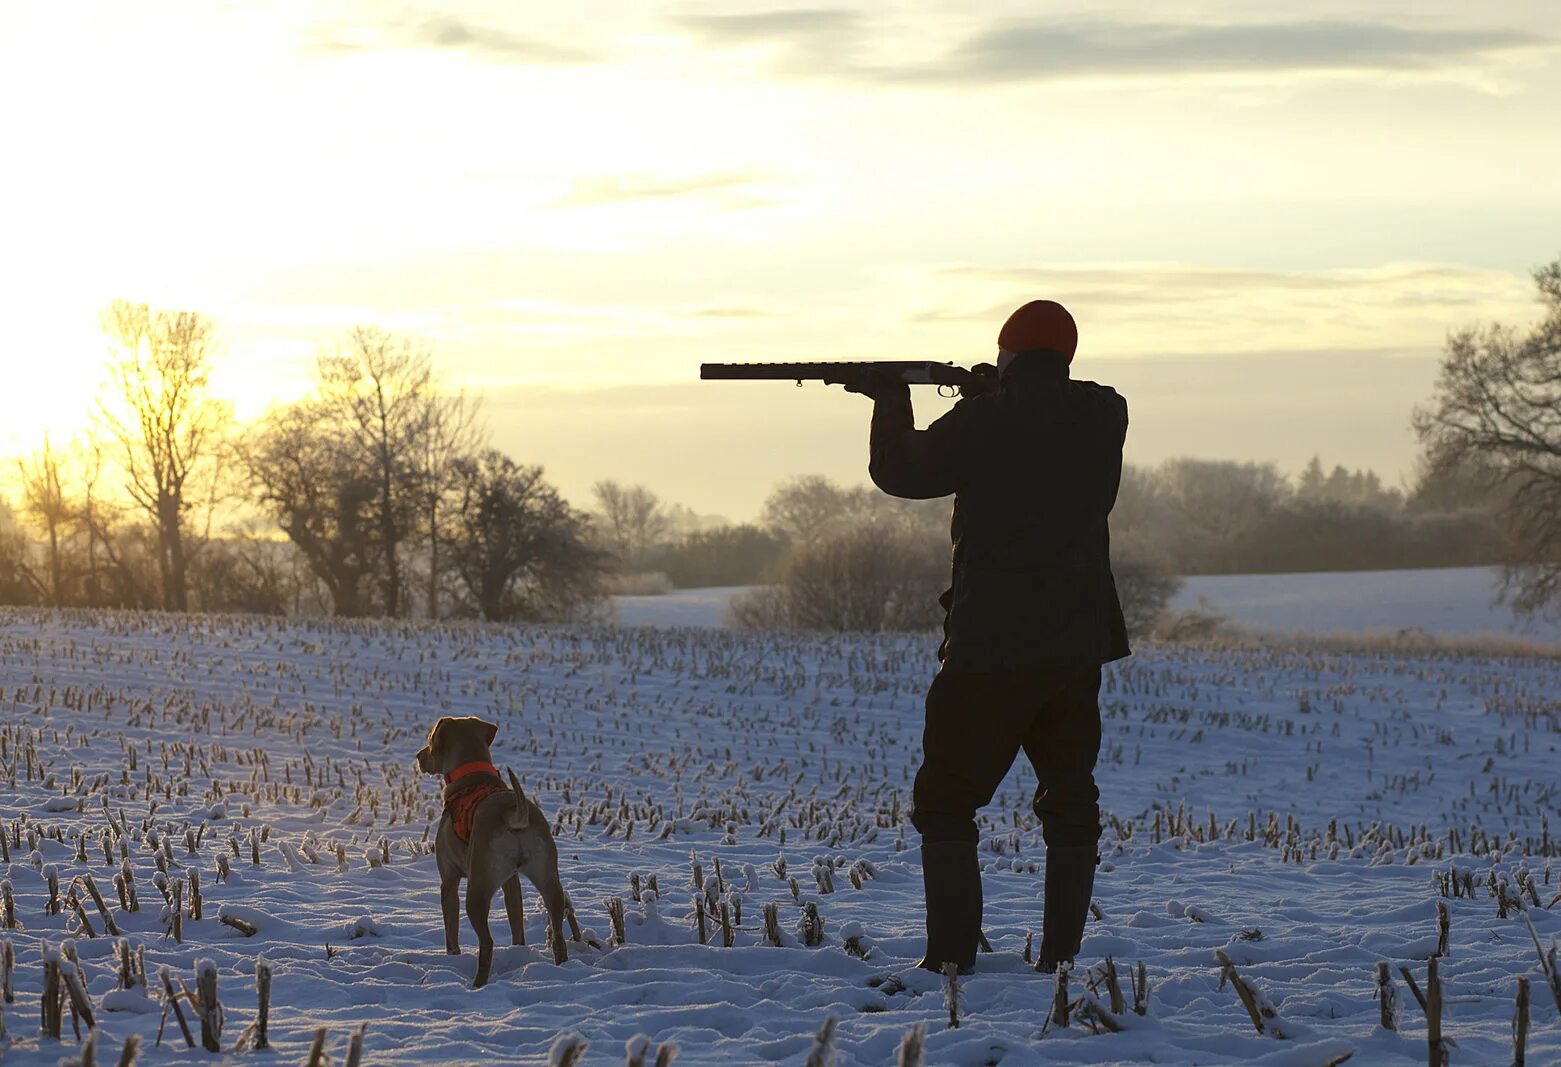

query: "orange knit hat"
xmin=998 ymin=300 xmax=1077 ymax=363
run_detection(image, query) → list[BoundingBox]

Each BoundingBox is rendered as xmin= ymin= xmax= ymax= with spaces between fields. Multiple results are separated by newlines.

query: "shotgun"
xmin=699 ymin=361 xmax=997 ymax=397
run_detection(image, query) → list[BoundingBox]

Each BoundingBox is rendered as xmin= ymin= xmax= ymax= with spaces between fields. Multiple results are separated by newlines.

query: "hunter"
xmin=847 ymin=299 xmax=1130 ymax=974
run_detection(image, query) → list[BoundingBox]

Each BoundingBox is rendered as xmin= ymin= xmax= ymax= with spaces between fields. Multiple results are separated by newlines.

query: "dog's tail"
xmin=506 ymin=768 xmax=530 ymax=830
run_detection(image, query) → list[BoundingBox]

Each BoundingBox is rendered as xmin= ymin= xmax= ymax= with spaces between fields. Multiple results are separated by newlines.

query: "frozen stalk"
xmin=1374 ymin=961 xmax=1396 ymax=1031
xmin=194 ymin=959 xmax=221 ymax=1052
xmin=804 ymin=1016 xmax=836 ymax=1067
xmin=255 ymin=958 xmax=272 ymax=1050
xmin=1051 ymin=962 xmax=1070 ymax=1028
xmin=1514 ymin=976 xmax=1530 ymax=1067
xmin=344 ymin=1022 xmax=367 ymax=1067
xmin=943 ymin=963 xmax=961 ymax=1029
xmin=549 ymin=1032 xmax=589 ymax=1067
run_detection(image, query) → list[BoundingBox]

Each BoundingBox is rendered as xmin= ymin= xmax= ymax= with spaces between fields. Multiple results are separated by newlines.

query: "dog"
xmin=416 ymin=715 xmax=568 ymax=987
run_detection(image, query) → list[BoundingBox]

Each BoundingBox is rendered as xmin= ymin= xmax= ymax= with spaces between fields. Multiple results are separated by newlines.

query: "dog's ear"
xmin=477 ymin=718 xmax=499 ymax=747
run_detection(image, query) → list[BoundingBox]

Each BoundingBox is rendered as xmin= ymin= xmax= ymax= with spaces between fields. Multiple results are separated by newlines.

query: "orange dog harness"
xmin=443 ymin=761 xmax=508 ymax=844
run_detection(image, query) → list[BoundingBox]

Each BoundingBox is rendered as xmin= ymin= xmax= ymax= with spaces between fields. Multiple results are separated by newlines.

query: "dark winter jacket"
xmin=868 ymin=350 xmax=1130 ymax=670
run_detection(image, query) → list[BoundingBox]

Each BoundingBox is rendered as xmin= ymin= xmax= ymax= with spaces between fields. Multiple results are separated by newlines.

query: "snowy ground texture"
xmin=0 ymin=610 xmax=1559 ymax=1066
xmin=612 ymin=568 xmax=1561 ymax=643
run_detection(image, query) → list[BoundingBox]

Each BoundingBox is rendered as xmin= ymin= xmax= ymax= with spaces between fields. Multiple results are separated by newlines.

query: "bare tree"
xmin=1414 ymin=256 xmax=1561 ymax=617
xmin=449 ymin=451 xmax=608 ymax=621
xmin=316 ymin=328 xmax=434 ymax=618
xmin=592 ymin=480 xmax=668 ymax=567
xmin=99 ymin=300 xmax=230 ymax=611
xmin=76 ymin=435 xmax=119 ymax=607
xmin=1156 ymin=458 xmax=1289 ymax=569
xmin=244 ymin=401 xmax=380 ymax=618
xmin=760 ymin=475 xmax=870 ymax=545
xmin=0 ymin=498 xmax=42 ymax=606
xmin=420 ymin=389 xmax=483 ymax=619
xmin=16 ymin=435 xmax=73 ymax=605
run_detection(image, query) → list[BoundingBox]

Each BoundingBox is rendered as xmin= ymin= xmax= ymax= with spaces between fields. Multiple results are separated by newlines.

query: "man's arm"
xmin=863 ymin=382 xmax=966 ymax=499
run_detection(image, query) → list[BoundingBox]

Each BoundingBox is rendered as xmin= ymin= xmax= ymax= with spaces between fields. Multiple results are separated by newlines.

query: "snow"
xmin=1173 ymin=566 xmax=1561 ymax=641
xmin=614 ymin=586 xmax=750 ymax=629
xmin=0 ymin=608 xmax=1557 ymax=1065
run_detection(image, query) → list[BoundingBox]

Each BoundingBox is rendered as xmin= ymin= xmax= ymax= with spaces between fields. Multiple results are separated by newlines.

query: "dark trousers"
xmin=911 ymin=665 xmax=1103 ymax=848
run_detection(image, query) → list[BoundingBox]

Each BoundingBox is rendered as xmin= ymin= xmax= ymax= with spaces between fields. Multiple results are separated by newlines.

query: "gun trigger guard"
xmin=937 ymin=384 xmax=957 ymax=398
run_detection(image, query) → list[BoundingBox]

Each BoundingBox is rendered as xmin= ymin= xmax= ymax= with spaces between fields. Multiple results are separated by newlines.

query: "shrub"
xmin=730 ymin=519 xmax=946 ymax=632
xmin=649 ymin=525 xmax=790 ymax=589
xmin=1111 ymin=532 xmax=1183 ymax=638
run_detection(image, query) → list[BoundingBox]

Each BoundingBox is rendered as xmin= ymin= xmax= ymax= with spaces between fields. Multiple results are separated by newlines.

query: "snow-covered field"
xmin=614 ymin=568 xmax=1561 ymax=644
xmin=0 ymin=609 xmax=1558 ymax=1065
xmin=1171 ymin=567 xmax=1561 ymax=642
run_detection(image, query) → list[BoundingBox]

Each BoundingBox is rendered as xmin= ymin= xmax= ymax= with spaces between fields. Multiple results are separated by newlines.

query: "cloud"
xmin=673 ymin=9 xmax=859 ymax=44
xmin=688 ymin=306 xmax=778 ymax=319
xmin=671 ymin=9 xmax=865 ymax=75
xmin=673 ymin=11 xmax=1550 ymax=86
xmin=904 ymin=260 xmax=1541 ymax=364
xmin=558 ymin=172 xmax=777 ymax=208
xmin=409 ymin=15 xmax=593 ymax=63
xmin=902 ymin=19 xmax=1548 ymax=85
xmin=306 ymin=13 xmax=595 ymax=64
xmin=918 ymin=262 xmax=1534 ymax=317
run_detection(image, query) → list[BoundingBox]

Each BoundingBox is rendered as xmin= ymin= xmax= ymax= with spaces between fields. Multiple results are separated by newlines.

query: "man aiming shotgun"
xmin=844 ymin=300 xmax=1131 ymax=975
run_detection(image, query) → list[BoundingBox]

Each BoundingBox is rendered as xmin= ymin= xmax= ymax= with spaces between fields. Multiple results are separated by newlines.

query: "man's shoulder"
xmin=1068 ymin=378 xmax=1127 ymax=413
xmin=1068 ymin=377 xmax=1122 ymax=398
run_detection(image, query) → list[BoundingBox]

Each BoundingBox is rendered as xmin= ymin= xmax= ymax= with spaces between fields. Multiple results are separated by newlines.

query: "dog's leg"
xmin=440 ymin=873 xmax=462 ymax=954
xmin=526 ymin=861 xmax=569 ymax=966
xmin=501 ymin=875 xmax=527 ymax=946
xmin=466 ymin=879 xmax=498 ymax=988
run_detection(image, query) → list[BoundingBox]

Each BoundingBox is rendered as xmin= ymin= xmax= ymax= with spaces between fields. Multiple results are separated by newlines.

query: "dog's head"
xmin=415 ymin=716 xmax=499 ymax=777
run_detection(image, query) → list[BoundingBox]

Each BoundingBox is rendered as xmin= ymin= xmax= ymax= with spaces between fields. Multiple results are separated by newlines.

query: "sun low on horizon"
xmin=3 ymin=0 xmax=1559 ymax=518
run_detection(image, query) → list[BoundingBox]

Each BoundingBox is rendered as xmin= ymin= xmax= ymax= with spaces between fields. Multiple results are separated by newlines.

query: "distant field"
xmin=614 ymin=567 xmax=1561 ymax=643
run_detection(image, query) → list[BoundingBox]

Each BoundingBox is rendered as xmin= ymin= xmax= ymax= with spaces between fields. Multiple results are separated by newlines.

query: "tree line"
xmin=1 ymin=307 xmax=610 ymax=621
xmin=3 ymin=253 xmax=1558 ymax=628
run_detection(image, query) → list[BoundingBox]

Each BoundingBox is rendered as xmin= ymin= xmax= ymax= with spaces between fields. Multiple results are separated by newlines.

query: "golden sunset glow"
xmin=3 ymin=1 xmax=1559 ymax=515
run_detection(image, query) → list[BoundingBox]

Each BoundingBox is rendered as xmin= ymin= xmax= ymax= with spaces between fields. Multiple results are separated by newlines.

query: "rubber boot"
xmin=915 ymin=840 xmax=981 ymax=975
xmin=1036 ymin=844 xmax=1097 ymax=972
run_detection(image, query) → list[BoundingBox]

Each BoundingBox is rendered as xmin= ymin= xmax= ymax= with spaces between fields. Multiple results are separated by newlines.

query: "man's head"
xmin=997 ymin=300 xmax=1077 ymax=376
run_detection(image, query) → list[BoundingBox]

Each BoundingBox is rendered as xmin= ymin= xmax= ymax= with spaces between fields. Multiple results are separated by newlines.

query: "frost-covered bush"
xmin=1111 ymin=531 xmax=1182 ymax=639
xmin=730 ymin=518 xmax=944 ymax=633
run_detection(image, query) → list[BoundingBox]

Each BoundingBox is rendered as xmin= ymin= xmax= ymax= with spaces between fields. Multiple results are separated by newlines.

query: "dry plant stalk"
xmin=1051 ymin=964 xmax=1070 ymax=1028
xmin=804 ymin=1015 xmax=836 ymax=1067
xmin=1514 ymin=976 xmax=1530 ymax=1067
xmin=158 ymin=968 xmax=195 ymax=1049
xmin=1375 ymin=961 xmax=1397 ymax=1031
xmin=305 ymin=1027 xmax=329 ymax=1067
xmin=1215 ymin=949 xmax=1289 ymax=1039
xmin=943 ymin=962 xmax=960 ymax=1030
xmin=254 ymin=958 xmax=272 ymax=1050
xmin=194 ymin=960 xmax=221 ymax=1052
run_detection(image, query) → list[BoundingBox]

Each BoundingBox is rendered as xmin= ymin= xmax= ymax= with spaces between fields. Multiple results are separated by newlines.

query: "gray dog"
xmin=416 ymin=715 xmax=568 ymax=987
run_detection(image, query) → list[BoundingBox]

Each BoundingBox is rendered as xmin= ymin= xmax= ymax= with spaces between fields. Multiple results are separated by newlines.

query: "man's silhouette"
xmin=850 ymin=300 xmax=1129 ymax=974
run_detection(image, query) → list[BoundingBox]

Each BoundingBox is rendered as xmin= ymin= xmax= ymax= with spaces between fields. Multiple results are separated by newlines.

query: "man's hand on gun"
xmin=840 ymin=362 xmax=997 ymax=400
xmin=841 ymin=366 xmax=911 ymax=400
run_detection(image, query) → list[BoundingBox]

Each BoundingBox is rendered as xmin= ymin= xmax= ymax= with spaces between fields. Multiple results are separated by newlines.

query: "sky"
xmin=2 ymin=0 xmax=1558 ymax=521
